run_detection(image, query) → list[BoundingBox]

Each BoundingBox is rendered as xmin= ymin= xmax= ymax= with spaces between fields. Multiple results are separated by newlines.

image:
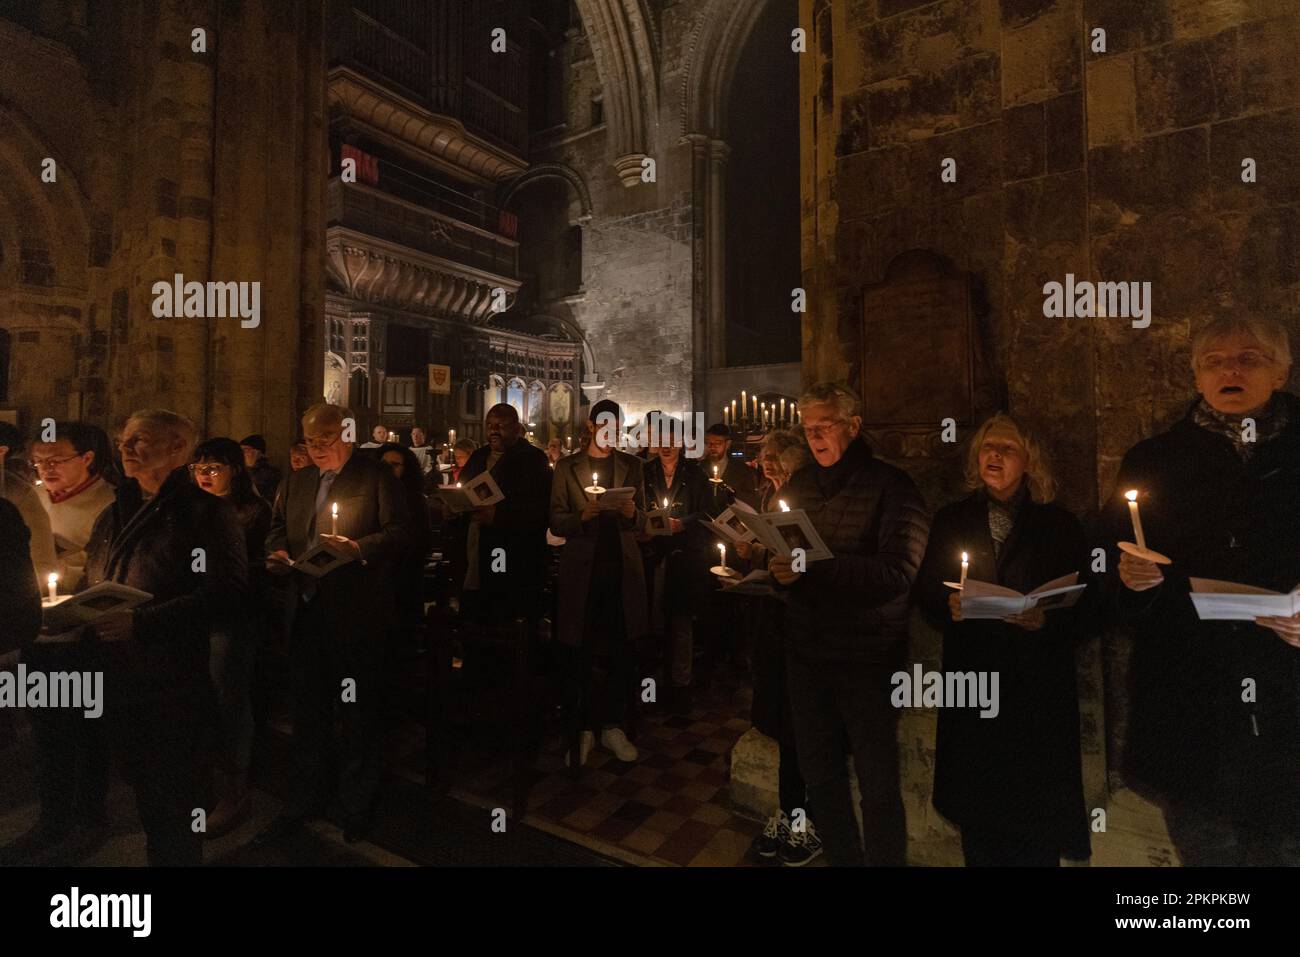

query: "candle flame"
xmin=663 ymin=498 xmax=668 ymax=509
xmin=961 ymin=551 xmax=968 ymax=563
xmin=48 ymin=573 xmax=58 ymax=586
xmin=1125 ymin=489 xmax=1138 ymax=502
xmin=331 ymin=501 xmax=338 ymax=516
xmin=779 ymin=499 xmax=790 ymax=512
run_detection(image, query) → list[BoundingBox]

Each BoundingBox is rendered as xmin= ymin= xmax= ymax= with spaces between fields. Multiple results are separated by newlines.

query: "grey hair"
xmin=1191 ymin=317 xmax=1292 ymax=372
xmin=797 ymin=382 xmax=861 ymax=420
xmin=760 ymin=429 xmax=809 ymax=483
xmin=125 ymin=409 xmax=197 ymax=456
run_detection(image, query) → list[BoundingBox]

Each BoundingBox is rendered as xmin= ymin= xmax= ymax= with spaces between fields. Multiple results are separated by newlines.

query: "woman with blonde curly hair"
xmin=913 ymin=412 xmax=1091 ymax=866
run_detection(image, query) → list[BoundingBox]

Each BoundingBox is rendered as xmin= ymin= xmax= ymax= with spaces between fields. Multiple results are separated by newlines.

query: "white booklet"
xmin=732 ymin=507 xmax=833 ymax=563
xmin=644 ymin=508 xmax=674 ymax=536
xmin=720 ymin=568 xmax=776 ymax=596
xmin=266 ymin=538 xmax=356 ymax=578
xmin=711 ymin=500 xmax=759 ymax=544
xmin=1189 ymin=578 xmax=1300 ymax=620
xmin=435 ymin=470 xmax=505 ymax=513
xmin=590 ymin=486 xmax=637 ymax=511
xmin=41 ymin=582 xmax=153 ymax=634
xmin=956 ymin=572 xmax=1086 ymax=619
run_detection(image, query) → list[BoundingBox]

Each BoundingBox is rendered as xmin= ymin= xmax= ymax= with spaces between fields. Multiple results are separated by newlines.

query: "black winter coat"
xmin=914 ymin=489 xmax=1091 ymax=858
xmin=643 ymin=456 xmax=716 ymax=611
xmin=82 ymin=467 xmax=249 ymax=699
xmin=0 ymin=498 xmax=41 ymax=655
xmin=779 ymin=437 xmax=929 ymax=663
xmin=450 ymin=439 xmax=553 ymax=594
xmin=1105 ymin=392 xmax=1300 ymax=818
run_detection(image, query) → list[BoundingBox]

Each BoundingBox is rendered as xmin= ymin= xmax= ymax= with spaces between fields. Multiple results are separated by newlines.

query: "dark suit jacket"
xmin=450 ymin=439 xmax=553 ymax=593
xmin=266 ymin=450 xmax=412 ymax=635
xmin=550 ymin=449 xmax=648 ymax=647
xmin=81 ymin=467 xmax=248 ymax=698
xmin=0 ymin=498 xmax=41 ymax=655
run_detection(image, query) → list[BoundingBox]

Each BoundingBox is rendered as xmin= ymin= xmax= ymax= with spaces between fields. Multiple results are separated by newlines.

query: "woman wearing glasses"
xmin=190 ymin=438 xmax=272 ymax=836
xmin=1107 ymin=316 xmax=1300 ymax=865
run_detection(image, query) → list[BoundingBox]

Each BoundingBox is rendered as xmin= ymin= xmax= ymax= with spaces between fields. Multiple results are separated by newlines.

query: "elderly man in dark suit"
xmin=254 ymin=403 xmax=411 ymax=846
xmin=449 ymin=403 xmax=553 ymax=623
xmin=64 ymin=409 xmax=245 ymax=866
xmin=550 ymin=399 xmax=647 ymax=765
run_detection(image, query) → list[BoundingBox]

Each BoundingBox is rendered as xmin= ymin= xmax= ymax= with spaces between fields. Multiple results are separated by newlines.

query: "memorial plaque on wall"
xmin=427 ymin=363 xmax=451 ymax=394
xmin=861 ymin=251 xmax=973 ymax=427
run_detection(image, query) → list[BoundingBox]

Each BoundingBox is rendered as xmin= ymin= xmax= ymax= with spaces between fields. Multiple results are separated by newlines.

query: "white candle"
xmin=592 ymin=472 xmax=598 ymax=488
xmin=449 ymin=429 xmax=456 ymax=446
xmin=331 ymin=501 xmax=338 ymax=537
xmin=731 ymin=399 xmax=737 ymax=422
xmin=741 ymin=391 xmax=747 ymax=417
xmin=753 ymin=396 xmax=759 ymax=419
xmin=566 ymin=435 xmax=572 ymax=450
xmin=780 ymin=398 xmax=786 ymax=423
xmin=718 ymin=542 xmax=727 ymax=570
xmin=723 ymin=406 xmax=729 ymax=426
xmin=663 ymin=497 xmax=669 ymax=511
xmin=778 ymin=499 xmax=790 ymax=512
xmin=713 ymin=464 xmax=719 ymax=480
xmin=47 ymin=573 xmax=58 ymax=603
xmin=960 ymin=551 xmax=969 ymax=588
xmin=1125 ymin=490 xmax=1146 ymax=550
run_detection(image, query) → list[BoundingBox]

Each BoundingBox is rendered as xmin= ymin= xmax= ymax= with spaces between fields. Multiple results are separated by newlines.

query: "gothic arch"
xmin=574 ymin=0 xmax=659 ymax=186
xmin=680 ymin=0 xmax=774 ymax=140
xmin=499 ymin=162 xmax=593 ymax=222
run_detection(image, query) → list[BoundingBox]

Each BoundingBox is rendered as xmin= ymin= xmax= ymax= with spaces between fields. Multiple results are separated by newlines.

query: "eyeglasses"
xmin=1198 ymin=351 xmax=1275 ymax=371
xmin=304 ymin=433 xmax=341 ymax=450
xmin=803 ymin=420 xmax=846 ymax=439
xmin=188 ymin=464 xmax=228 ymax=477
xmin=29 ymin=453 xmax=85 ymax=473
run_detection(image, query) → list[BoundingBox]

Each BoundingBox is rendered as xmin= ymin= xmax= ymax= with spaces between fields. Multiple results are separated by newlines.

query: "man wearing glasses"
xmin=1109 ymin=316 xmax=1300 ymax=865
xmin=29 ymin=422 xmax=117 ymax=586
xmin=254 ymin=403 xmax=411 ymax=846
xmin=769 ymin=383 xmax=929 ymax=866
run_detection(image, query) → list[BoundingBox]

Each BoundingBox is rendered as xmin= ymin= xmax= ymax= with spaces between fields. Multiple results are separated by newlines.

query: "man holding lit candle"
xmin=703 ymin=423 xmax=758 ymax=511
xmin=913 ymin=413 xmax=1091 ymax=866
xmin=550 ymin=399 xmax=647 ymax=764
xmin=768 ymin=383 xmax=928 ymax=866
xmin=256 ymin=402 xmax=411 ymax=847
xmin=1108 ymin=316 xmax=1300 ymax=865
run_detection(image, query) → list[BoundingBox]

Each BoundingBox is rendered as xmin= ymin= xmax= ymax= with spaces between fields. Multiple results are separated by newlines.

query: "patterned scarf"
xmin=1191 ymin=393 xmax=1289 ymax=461
xmin=986 ymin=483 xmax=1028 ymax=560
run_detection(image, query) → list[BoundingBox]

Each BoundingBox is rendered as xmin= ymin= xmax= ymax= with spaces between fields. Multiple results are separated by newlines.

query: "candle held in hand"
xmin=778 ymin=499 xmax=790 ymax=512
xmin=718 ymin=542 xmax=727 ymax=570
xmin=1125 ymin=490 xmax=1147 ymax=550
xmin=960 ymin=551 xmax=969 ymax=588
xmin=48 ymin=573 xmax=58 ymax=603
xmin=331 ymin=501 xmax=338 ymax=537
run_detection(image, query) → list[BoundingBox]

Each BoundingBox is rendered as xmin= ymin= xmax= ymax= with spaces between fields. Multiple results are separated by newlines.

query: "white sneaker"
xmin=565 ymin=730 xmax=595 ymax=767
xmin=599 ymin=726 xmax=638 ymax=762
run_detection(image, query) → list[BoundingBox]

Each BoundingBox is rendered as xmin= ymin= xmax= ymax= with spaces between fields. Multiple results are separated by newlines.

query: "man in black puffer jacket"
xmin=771 ymin=383 xmax=929 ymax=866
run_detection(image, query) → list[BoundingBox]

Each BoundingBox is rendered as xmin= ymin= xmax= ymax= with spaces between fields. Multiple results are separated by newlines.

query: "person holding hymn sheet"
xmin=83 ymin=410 xmax=247 ymax=866
xmin=2 ymin=423 xmax=117 ymax=865
xmin=913 ymin=413 xmax=1091 ymax=867
xmin=254 ymin=403 xmax=411 ymax=847
xmin=640 ymin=416 xmax=713 ymax=714
xmin=450 ymin=438 xmax=476 ymax=485
xmin=550 ymin=399 xmax=648 ymax=765
xmin=734 ymin=429 xmax=823 ymax=865
xmin=408 ymin=426 xmax=434 ymax=477
xmin=768 ymin=384 xmax=928 ymax=866
xmin=358 ymin=424 xmax=389 ymax=450
xmin=190 ymin=438 xmax=272 ymax=836
xmin=703 ymin=422 xmax=759 ymax=511
xmin=1107 ymin=316 xmax=1300 ymax=866
xmin=447 ymin=404 xmax=551 ymax=624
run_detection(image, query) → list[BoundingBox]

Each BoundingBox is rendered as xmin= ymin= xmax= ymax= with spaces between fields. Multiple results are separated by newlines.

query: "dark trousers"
xmin=785 ymin=652 xmax=906 ymax=866
xmin=25 ymin=644 xmax=110 ymax=831
xmin=571 ymin=565 xmax=632 ymax=729
xmin=112 ymin=692 xmax=206 ymax=866
xmin=286 ymin=598 xmax=384 ymax=824
xmin=778 ymin=739 xmax=808 ymax=819
xmin=960 ymin=825 xmax=1060 ymax=867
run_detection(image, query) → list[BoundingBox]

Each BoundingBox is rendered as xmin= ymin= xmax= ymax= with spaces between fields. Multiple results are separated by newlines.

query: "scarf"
xmin=985 ymin=483 xmax=1028 ymax=560
xmin=1191 ymin=392 xmax=1289 ymax=461
xmin=47 ymin=473 xmax=101 ymax=505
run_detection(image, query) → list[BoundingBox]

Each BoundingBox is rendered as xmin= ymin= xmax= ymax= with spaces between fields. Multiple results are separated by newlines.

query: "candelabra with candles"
xmin=721 ymin=391 xmax=801 ymax=448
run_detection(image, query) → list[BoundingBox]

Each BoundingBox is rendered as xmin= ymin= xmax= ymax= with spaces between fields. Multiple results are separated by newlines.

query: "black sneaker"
xmin=751 ymin=810 xmax=791 ymax=860
xmin=779 ymin=819 xmax=824 ymax=867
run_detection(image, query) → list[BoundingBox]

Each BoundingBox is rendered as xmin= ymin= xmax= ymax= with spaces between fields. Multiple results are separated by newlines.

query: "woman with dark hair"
xmin=190 ymin=437 xmax=271 ymax=835
xmin=377 ymin=442 xmax=432 ymax=626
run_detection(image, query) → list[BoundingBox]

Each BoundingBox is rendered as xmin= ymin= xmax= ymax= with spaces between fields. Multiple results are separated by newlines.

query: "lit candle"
xmin=753 ymin=396 xmax=758 ymax=419
xmin=566 ymin=435 xmax=572 ymax=450
xmin=713 ymin=464 xmax=719 ymax=480
xmin=741 ymin=391 xmax=747 ymax=417
xmin=47 ymin=573 xmax=58 ymax=603
xmin=731 ymin=399 xmax=737 ymax=422
xmin=723 ymin=406 xmax=729 ymax=427
xmin=331 ymin=501 xmax=338 ymax=537
xmin=778 ymin=499 xmax=790 ymax=512
xmin=593 ymin=472 xmax=598 ymax=488
xmin=663 ymin=497 xmax=669 ymax=510
xmin=780 ymin=398 xmax=786 ymax=423
xmin=718 ymin=542 xmax=727 ymax=571
xmin=960 ymin=551 xmax=969 ymax=588
xmin=1125 ymin=490 xmax=1146 ymax=550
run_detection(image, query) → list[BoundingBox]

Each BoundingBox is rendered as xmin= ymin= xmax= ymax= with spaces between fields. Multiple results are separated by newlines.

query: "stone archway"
xmin=499 ymin=162 xmax=594 ymax=224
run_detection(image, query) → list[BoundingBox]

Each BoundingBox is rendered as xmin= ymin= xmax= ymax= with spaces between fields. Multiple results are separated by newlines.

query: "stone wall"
xmin=800 ymin=0 xmax=1299 ymax=861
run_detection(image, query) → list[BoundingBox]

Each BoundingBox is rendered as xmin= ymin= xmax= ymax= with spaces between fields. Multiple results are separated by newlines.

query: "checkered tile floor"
xmin=389 ymin=664 xmax=772 ymax=866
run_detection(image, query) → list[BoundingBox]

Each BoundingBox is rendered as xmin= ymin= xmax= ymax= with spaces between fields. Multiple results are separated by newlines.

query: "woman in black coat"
xmin=377 ymin=443 xmax=432 ymax=627
xmin=1107 ymin=318 xmax=1300 ymax=865
xmin=914 ymin=413 xmax=1091 ymax=866
xmin=641 ymin=429 xmax=713 ymax=712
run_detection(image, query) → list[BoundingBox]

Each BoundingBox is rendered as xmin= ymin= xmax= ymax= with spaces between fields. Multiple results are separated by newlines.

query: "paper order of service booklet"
xmin=40 ymin=582 xmax=153 ymax=636
xmin=955 ymin=572 xmax=1086 ymax=619
xmin=435 ymin=470 xmax=505 ymax=513
xmin=1189 ymin=578 xmax=1300 ymax=620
